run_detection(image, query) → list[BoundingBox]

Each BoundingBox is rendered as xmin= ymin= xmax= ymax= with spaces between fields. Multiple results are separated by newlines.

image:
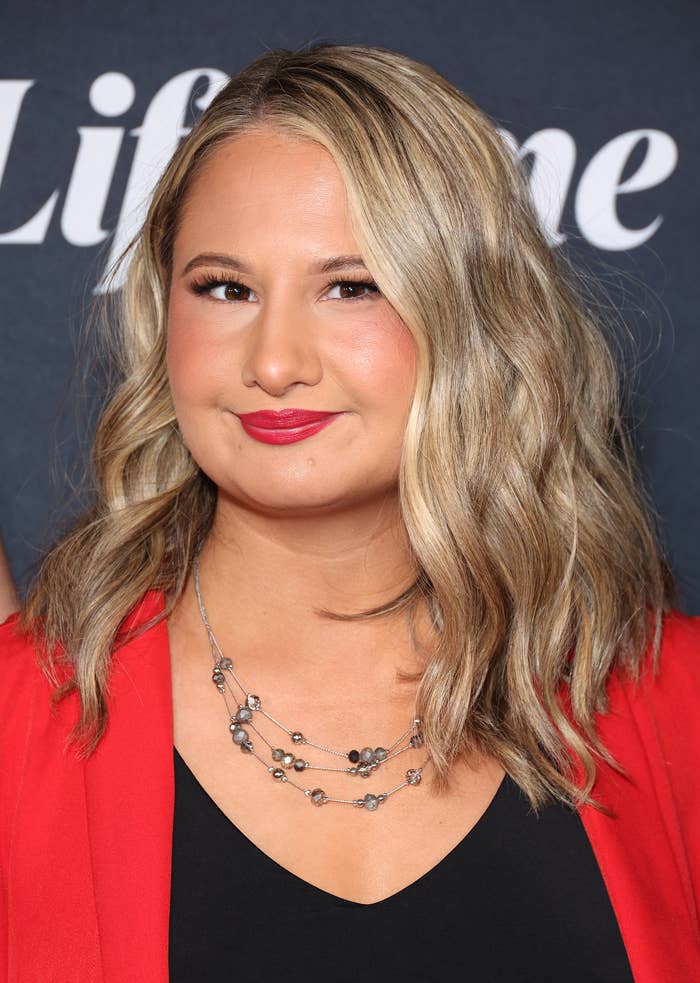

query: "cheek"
xmin=338 ymin=316 xmax=417 ymax=411
xmin=166 ymin=302 xmax=226 ymax=409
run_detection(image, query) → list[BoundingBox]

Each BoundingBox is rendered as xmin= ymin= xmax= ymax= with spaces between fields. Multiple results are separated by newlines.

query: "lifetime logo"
xmin=0 ymin=70 xmax=680 ymax=293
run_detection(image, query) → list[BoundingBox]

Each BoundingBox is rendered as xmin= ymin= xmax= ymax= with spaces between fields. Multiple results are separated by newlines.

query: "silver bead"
xmin=374 ymin=747 xmax=388 ymax=761
xmin=363 ymin=793 xmax=379 ymax=811
xmin=310 ymin=788 xmax=327 ymax=806
xmin=358 ymin=765 xmax=372 ymax=778
xmin=359 ymin=747 xmax=375 ymax=764
xmin=232 ymin=727 xmax=249 ymax=745
xmin=293 ymin=759 xmax=307 ymax=771
xmin=246 ymin=694 xmax=261 ymax=710
xmin=406 ymin=768 xmax=422 ymax=785
xmin=272 ymin=768 xmax=285 ymax=780
xmin=282 ymin=753 xmax=295 ymax=768
xmin=236 ymin=706 xmax=252 ymax=723
xmin=241 ymin=739 xmax=254 ymax=753
xmin=291 ymin=731 xmax=304 ymax=744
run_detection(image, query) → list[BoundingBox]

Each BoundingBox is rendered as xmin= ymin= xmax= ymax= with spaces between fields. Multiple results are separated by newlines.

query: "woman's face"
xmin=167 ymin=127 xmax=417 ymax=515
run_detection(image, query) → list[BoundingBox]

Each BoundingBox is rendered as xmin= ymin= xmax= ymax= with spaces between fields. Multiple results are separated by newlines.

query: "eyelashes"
xmin=187 ymin=272 xmax=381 ymax=304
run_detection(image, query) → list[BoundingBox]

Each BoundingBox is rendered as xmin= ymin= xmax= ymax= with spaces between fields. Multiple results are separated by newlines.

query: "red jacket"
xmin=1 ymin=591 xmax=699 ymax=982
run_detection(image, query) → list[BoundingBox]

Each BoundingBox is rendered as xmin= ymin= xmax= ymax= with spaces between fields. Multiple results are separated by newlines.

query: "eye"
xmin=190 ymin=277 xmax=257 ymax=302
xmin=325 ymin=280 xmax=380 ymax=301
xmin=209 ymin=280 xmax=257 ymax=302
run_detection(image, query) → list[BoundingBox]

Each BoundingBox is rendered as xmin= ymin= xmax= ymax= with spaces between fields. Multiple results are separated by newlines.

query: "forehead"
xmin=175 ymin=128 xmax=357 ymax=253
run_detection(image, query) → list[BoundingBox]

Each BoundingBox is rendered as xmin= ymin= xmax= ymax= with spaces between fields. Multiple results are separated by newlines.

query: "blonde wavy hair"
xmin=22 ymin=42 xmax=675 ymax=810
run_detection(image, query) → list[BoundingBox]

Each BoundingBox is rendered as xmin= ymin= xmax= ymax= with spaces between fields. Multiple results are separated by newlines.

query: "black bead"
xmin=348 ymin=749 xmax=360 ymax=763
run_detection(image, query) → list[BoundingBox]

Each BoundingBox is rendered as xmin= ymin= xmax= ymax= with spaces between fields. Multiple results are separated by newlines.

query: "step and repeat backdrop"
xmin=1 ymin=0 xmax=698 ymax=610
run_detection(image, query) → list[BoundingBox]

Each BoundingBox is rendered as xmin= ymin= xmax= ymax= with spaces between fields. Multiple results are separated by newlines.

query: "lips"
xmin=235 ymin=408 xmax=341 ymax=445
xmin=237 ymin=408 xmax=336 ymax=429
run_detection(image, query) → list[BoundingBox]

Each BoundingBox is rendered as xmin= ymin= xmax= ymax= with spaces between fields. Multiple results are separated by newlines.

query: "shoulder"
xmin=602 ymin=607 xmax=700 ymax=807
xmin=0 ymin=611 xmax=49 ymax=705
xmin=0 ymin=612 xmax=62 ymax=752
xmin=617 ymin=607 xmax=700 ymax=721
xmin=0 ymin=589 xmax=167 ymax=731
xmin=0 ymin=614 xmax=54 ymax=825
xmin=604 ymin=607 xmax=700 ymax=736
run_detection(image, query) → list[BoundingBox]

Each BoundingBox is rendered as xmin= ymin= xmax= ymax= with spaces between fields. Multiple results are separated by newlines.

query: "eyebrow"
xmin=180 ymin=252 xmax=370 ymax=277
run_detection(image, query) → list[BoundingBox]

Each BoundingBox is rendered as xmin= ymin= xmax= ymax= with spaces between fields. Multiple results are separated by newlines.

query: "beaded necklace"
xmin=193 ymin=548 xmax=429 ymax=812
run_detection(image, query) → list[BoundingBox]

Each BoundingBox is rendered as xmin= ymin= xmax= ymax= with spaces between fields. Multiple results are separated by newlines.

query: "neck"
xmin=172 ymin=490 xmax=437 ymax=701
xmin=205 ymin=490 xmax=419 ymax=616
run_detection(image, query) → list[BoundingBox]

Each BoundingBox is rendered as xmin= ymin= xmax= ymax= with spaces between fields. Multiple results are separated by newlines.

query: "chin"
xmin=216 ymin=481 xmax=356 ymax=515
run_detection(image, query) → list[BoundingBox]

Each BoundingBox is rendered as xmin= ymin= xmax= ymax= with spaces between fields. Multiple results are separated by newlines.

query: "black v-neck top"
xmin=168 ymin=747 xmax=634 ymax=982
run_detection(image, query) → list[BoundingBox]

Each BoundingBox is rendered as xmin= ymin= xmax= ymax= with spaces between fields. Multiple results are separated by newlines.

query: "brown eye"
xmin=222 ymin=282 xmax=252 ymax=301
xmin=328 ymin=280 xmax=380 ymax=300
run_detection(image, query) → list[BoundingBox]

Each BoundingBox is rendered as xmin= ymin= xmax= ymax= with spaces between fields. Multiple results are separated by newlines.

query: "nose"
xmin=240 ymin=292 xmax=323 ymax=397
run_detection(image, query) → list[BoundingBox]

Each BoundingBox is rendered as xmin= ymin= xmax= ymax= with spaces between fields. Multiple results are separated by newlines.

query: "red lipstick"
xmin=236 ymin=408 xmax=341 ymax=445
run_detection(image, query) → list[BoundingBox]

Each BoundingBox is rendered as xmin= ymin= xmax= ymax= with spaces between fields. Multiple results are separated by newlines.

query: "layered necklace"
xmin=193 ymin=548 xmax=429 ymax=812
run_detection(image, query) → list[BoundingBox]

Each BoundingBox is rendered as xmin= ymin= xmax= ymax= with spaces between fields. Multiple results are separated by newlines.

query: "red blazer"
xmin=1 ymin=591 xmax=699 ymax=982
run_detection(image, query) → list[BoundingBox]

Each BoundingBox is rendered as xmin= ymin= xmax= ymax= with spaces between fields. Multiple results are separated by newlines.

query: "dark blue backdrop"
xmin=1 ymin=0 xmax=698 ymax=611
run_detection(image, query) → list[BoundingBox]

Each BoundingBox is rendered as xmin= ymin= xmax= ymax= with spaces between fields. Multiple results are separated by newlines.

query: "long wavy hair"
xmin=21 ymin=42 xmax=676 ymax=810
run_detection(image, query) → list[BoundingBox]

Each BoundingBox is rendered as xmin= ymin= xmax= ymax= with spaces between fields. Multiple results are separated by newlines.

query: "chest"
xmin=170 ymin=647 xmax=505 ymax=905
xmin=169 ymin=742 xmax=638 ymax=983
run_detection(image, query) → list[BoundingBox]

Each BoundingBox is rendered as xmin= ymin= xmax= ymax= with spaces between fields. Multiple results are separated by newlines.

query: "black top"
xmin=169 ymin=747 xmax=634 ymax=982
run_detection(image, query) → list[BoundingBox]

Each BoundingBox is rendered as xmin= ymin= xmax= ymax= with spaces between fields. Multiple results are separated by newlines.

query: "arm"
xmin=0 ymin=536 xmax=19 ymax=621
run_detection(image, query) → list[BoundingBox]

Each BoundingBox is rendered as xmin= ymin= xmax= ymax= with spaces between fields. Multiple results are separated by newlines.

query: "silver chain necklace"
xmin=193 ymin=547 xmax=429 ymax=812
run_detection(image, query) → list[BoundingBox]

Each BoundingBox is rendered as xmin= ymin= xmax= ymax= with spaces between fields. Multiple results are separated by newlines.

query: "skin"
xmin=0 ymin=537 xmax=18 ymax=622
xmin=166 ymin=127 xmax=504 ymax=904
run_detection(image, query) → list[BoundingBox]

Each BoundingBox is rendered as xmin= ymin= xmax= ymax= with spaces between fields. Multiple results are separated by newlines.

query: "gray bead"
xmin=236 ymin=706 xmax=252 ymax=723
xmin=374 ymin=747 xmax=388 ymax=761
xmin=410 ymin=731 xmax=425 ymax=748
xmin=218 ymin=657 xmax=233 ymax=671
xmin=291 ymin=731 xmax=304 ymax=744
xmin=363 ymin=794 xmax=379 ymax=811
xmin=310 ymin=788 xmax=327 ymax=806
xmin=232 ymin=727 xmax=249 ymax=745
xmin=272 ymin=768 xmax=285 ymax=780
xmin=359 ymin=747 xmax=375 ymax=763
xmin=246 ymin=694 xmax=261 ymax=710
xmin=406 ymin=768 xmax=422 ymax=785
xmin=282 ymin=753 xmax=295 ymax=768
xmin=212 ymin=671 xmax=225 ymax=685
xmin=241 ymin=739 xmax=254 ymax=753
xmin=293 ymin=759 xmax=307 ymax=771
xmin=272 ymin=748 xmax=285 ymax=761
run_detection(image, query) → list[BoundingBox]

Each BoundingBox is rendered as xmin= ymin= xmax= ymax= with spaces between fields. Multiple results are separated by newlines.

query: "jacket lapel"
xmin=577 ymin=663 xmax=700 ymax=981
xmin=83 ymin=592 xmax=174 ymax=983
xmin=8 ymin=675 xmax=103 ymax=982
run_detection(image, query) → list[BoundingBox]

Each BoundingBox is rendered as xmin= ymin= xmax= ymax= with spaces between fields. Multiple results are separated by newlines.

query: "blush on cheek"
xmin=359 ymin=319 xmax=417 ymax=399
xmin=165 ymin=325 xmax=193 ymax=408
xmin=166 ymin=307 xmax=220 ymax=403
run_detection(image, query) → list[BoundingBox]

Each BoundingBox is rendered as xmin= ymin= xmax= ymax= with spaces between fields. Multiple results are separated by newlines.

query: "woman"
xmin=1 ymin=43 xmax=698 ymax=983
